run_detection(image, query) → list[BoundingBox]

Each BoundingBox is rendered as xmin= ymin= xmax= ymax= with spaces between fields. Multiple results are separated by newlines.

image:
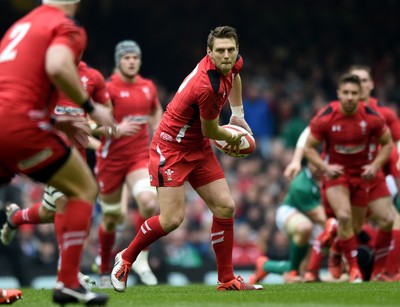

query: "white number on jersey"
xmin=0 ymin=22 xmax=31 ymax=63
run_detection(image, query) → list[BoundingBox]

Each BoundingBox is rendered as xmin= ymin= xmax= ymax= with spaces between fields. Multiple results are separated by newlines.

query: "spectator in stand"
xmin=242 ymin=78 xmax=274 ymax=158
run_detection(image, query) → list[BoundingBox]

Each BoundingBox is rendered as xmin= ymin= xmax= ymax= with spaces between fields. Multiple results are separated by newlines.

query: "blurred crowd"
xmin=1 ymin=0 xmax=400 ymax=286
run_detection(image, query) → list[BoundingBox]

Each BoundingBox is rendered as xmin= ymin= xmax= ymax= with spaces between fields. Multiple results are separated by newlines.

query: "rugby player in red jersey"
xmin=95 ymin=40 xmax=163 ymax=287
xmin=304 ymin=73 xmax=393 ymax=283
xmin=0 ymin=0 xmax=113 ymax=304
xmin=110 ymin=26 xmax=263 ymax=292
xmin=1 ymin=60 xmax=112 ymax=287
xmin=286 ymin=66 xmax=400 ymax=282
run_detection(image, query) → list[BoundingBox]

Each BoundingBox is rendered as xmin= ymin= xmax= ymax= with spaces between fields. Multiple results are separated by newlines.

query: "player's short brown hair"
xmin=338 ymin=73 xmax=362 ymax=88
xmin=207 ymin=26 xmax=239 ymax=50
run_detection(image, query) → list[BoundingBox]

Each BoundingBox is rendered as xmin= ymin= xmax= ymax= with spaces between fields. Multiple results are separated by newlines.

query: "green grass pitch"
xmin=16 ymin=282 xmax=400 ymax=306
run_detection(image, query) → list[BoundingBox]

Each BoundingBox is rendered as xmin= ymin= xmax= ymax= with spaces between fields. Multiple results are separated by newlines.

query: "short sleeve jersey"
xmin=282 ymin=168 xmax=321 ymax=213
xmin=97 ymin=73 xmax=160 ymax=159
xmin=156 ymin=54 xmax=243 ymax=149
xmin=53 ymin=61 xmax=109 ymax=117
xmin=364 ymin=97 xmax=400 ymax=142
xmin=310 ymin=102 xmax=387 ymax=175
xmin=0 ymin=5 xmax=86 ymax=114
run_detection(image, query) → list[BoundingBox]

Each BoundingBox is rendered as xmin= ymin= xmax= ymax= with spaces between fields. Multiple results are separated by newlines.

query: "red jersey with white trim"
xmin=97 ymin=73 xmax=160 ymax=159
xmin=310 ymin=102 xmax=387 ymax=175
xmin=53 ymin=61 xmax=109 ymax=117
xmin=0 ymin=5 xmax=87 ymax=116
xmin=155 ymin=54 xmax=243 ymax=149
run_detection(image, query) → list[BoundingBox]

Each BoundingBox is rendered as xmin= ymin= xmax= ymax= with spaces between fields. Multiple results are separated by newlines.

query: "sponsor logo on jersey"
xmin=334 ymin=144 xmax=365 ymax=154
xmin=332 ymin=125 xmax=341 ymax=132
xmin=124 ymin=115 xmax=148 ymax=124
xmin=54 ymin=105 xmax=84 ymax=116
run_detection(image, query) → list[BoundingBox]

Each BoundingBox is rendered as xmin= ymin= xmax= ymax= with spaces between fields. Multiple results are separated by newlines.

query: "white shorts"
xmin=275 ymin=204 xmax=298 ymax=233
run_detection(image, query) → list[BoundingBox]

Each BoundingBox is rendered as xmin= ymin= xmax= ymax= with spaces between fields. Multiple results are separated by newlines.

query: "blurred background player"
xmin=304 ymin=73 xmax=393 ymax=283
xmin=0 ymin=289 xmax=22 ymax=305
xmin=0 ymin=0 xmax=114 ymax=304
xmin=286 ymin=65 xmax=400 ymax=281
xmin=0 ymin=60 xmax=112 ymax=287
xmin=110 ymin=26 xmax=263 ymax=292
xmin=249 ymin=161 xmax=326 ymax=283
xmin=95 ymin=40 xmax=163 ymax=287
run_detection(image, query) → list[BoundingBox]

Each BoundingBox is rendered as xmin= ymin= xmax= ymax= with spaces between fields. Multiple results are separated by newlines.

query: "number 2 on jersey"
xmin=0 ymin=22 xmax=31 ymax=63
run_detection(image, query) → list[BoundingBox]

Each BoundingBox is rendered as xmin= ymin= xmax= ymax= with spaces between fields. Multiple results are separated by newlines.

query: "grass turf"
xmin=16 ymin=282 xmax=400 ymax=306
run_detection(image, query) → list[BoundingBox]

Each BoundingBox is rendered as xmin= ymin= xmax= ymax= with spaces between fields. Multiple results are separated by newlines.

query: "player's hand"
xmin=324 ymin=164 xmax=344 ymax=179
xmin=53 ymin=115 xmax=91 ymax=148
xmin=284 ymin=161 xmax=302 ymax=181
xmin=229 ymin=116 xmax=253 ymax=135
xmin=115 ymin=117 xmax=142 ymax=138
xmin=89 ymin=103 xmax=116 ymax=133
xmin=224 ymin=130 xmax=248 ymax=155
xmin=361 ymin=164 xmax=379 ymax=181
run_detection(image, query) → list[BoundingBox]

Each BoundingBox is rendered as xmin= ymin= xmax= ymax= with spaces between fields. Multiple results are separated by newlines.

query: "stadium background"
xmin=1 ymin=0 xmax=400 ymax=287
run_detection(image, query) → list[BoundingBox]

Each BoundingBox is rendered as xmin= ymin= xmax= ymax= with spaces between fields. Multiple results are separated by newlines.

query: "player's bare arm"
xmin=361 ymin=129 xmax=393 ymax=180
xmin=304 ymin=133 xmax=344 ymax=179
xmin=201 ymin=116 xmax=247 ymax=155
xmin=148 ymin=104 xmax=163 ymax=133
xmin=46 ymin=45 xmax=115 ymax=130
xmin=228 ymin=74 xmax=253 ymax=134
xmin=284 ymin=126 xmax=311 ymax=180
xmin=46 ymin=45 xmax=89 ymax=104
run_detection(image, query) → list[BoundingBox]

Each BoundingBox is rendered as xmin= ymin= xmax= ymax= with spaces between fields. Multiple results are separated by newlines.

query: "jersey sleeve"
xmin=91 ymin=69 xmax=110 ymax=105
xmin=370 ymin=114 xmax=388 ymax=139
xmin=50 ymin=20 xmax=87 ymax=62
xmin=232 ymin=55 xmax=243 ymax=75
xmin=380 ymin=107 xmax=400 ymax=141
xmin=197 ymin=87 xmax=221 ymax=120
xmin=309 ymin=115 xmax=326 ymax=141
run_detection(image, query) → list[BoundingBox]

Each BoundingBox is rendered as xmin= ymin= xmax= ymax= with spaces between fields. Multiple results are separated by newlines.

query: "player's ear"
xmin=207 ymin=47 xmax=212 ymax=56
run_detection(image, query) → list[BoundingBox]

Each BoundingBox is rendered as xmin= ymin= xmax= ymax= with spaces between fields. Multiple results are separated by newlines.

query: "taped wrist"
xmin=231 ymin=106 xmax=244 ymax=118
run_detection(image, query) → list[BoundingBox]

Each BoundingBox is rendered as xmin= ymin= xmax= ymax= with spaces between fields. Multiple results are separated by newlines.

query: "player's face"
xmin=349 ymin=69 xmax=374 ymax=101
xmin=337 ymin=82 xmax=361 ymax=115
xmin=119 ymin=53 xmax=141 ymax=79
xmin=207 ymin=38 xmax=238 ymax=75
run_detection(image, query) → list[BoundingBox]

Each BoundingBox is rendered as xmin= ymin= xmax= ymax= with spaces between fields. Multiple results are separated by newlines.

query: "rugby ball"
xmin=213 ymin=125 xmax=256 ymax=158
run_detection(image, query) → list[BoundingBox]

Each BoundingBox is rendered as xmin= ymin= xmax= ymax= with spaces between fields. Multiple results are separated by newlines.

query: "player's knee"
xmin=102 ymin=214 xmax=120 ymax=232
xmin=160 ymin=214 xmax=184 ymax=233
xmin=136 ymin=192 xmax=158 ymax=218
xmin=337 ymin=214 xmax=351 ymax=228
xmin=212 ymin=197 xmax=235 ymax=218
xmin=377 ymin=214 xmax=394 ymax=231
